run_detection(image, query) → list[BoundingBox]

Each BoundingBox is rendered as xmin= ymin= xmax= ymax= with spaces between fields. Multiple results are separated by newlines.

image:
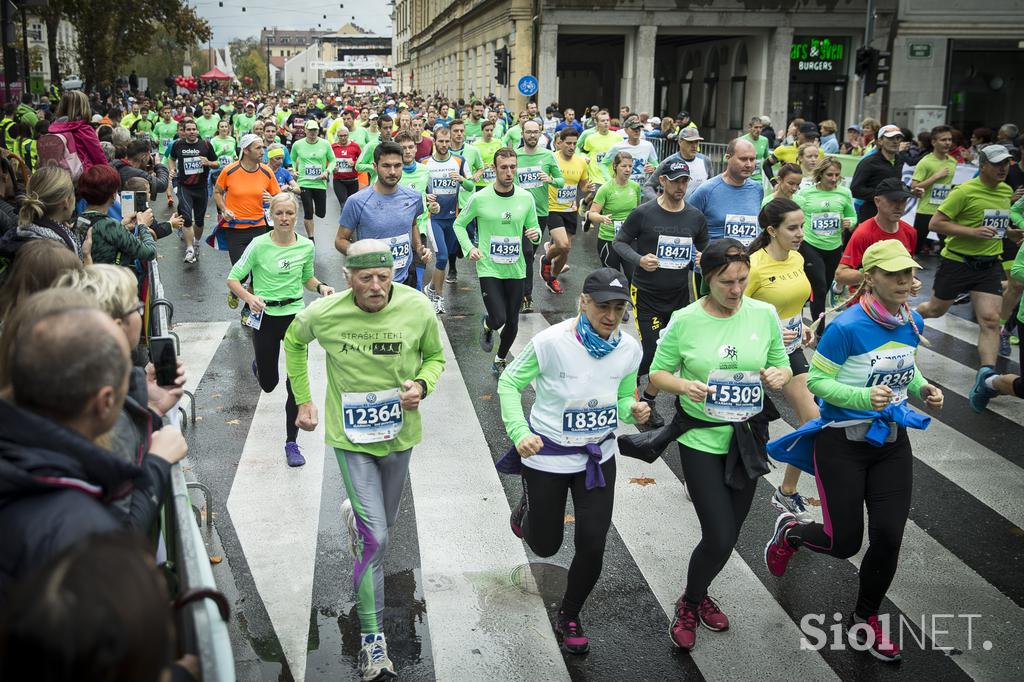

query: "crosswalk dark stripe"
xmin=921 ymin=324 xmax=1020 ymax=377
xmin=442 ymin=314 xmax=707 ymax=681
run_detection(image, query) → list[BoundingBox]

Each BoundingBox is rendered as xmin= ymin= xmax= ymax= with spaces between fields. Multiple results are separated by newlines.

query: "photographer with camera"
xmin=113 ymin=139 xmax=169 ymax=198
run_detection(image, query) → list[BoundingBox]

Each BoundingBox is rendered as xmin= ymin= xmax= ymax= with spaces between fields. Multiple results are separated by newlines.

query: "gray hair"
xmin=344 ymin=238 xmax=395 ymax=276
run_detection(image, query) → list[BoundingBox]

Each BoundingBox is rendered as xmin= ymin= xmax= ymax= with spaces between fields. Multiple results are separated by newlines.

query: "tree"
xmin=128 ymin=23 xmax=194 ymax=91
xmin=65 ymin=0 xmax=211 ymax=91
xmin=234 ymin=48 xmax=267 ymax=90
xmin=38 ymin=0 xmax=67 ymax=85
xmin=229 ymin=37 xmax=259 ymax=66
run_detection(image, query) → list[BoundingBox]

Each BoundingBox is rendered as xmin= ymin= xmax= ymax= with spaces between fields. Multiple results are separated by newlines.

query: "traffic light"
xmin=872 ymin=50 xmax=892 ymax=93
xmin=854 ymin=46 xmax=875 ymax=77
xmin=494 ymin=46 xmax=508 ymax=86
xmin=857 ymin=46 xmax=891 ymax=96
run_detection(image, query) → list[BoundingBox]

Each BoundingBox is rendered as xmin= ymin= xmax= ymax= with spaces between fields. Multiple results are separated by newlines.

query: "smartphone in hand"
xmin=149 ymin=335 xmax=178 ymax=386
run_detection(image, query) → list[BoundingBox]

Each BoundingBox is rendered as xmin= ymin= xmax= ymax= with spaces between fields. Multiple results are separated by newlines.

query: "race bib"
xmin=781 ymin=314 xmax=803 ymax=354
xmin=724 ymin=214 xmax=759 ymax=246
xmin=342 ymin=389 xmax=403 ymax=444
xmin=983 ymin=209 xmax=1010 ymax=239
xmin=217 ymin=155 xmax=233 ymax=168
xmin=613 ymin=220 xmax=624 ymax=236
xmin=705 ymin=370 xmax=763 ymax=422
xmin=561 ymin=397 xmax=618 ymax=445
xmin=430 ymin=171 xmax=459 ymax=194
xmin=303 ymin=163 xmax=322 ymax=179
xmin=386 ymin=233 xmax=412 ymax=270
xmin=335 ymin=157 xmax=354 ymax=173
xmin=866 ymin=353 xmax=915 ymax=404
xmin=183 ymin=156 xmax=204 ymax=176
xmin=929 ymin=184 xmax=951 ymax=205
xmin=481 ymin=167 xmax=496 ymax=183
xmin=489 ymin=235 xmax=521 ymax=264
xmin=518 ymin=166 xmax=544 ymax=189
xmin=810 ymin=212 xmax=841 ymax=237
xmin=556 ymin=185 xmax=577 ymax=205
xmin=656 ymin=235 xmax=693 ymax=270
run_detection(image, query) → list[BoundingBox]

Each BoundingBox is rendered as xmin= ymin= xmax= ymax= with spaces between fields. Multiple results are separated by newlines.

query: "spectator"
xmin=0 ymin=166 xmax=80 ymax=264
xmin=0 ymin=240 xmax=82 ymax=322
xmin=906 ymin=130 xmax=932 ymax=166
xmin=0 ymin=155 xmax=21 ymax=234
xmin=819 ymin=119 xmax=839 ymax=153
xmin=0 ymin=533 xmax=199 ymax=682
xmin=760 ymin=115 xmax=777 ymax=149
xmin=850 ymin=124 xmax=919 ymax=223
xmin=840 ymin=123 xmax=863 ymax=155
xmin=997 ymin=123 xmax=1019 ymax=160
xmin=113 ymin=139 xmax=169 ymax=196
xmin=75 ymin=165 xmax=158 ymax=266
xmin=48 ymin=90 xmax=107 ymax=172
xmin=949 ymin=128 xmax=970 ymax=164
xmin=15 ymin=92 xmax=37 ymax=129
xmin=58 ymin=264 xmax=187 ymax=533
xmin=860 ymin=117 xmax=881 ymax=152
xmin=0 ymin=300 xmax=152 ymax=598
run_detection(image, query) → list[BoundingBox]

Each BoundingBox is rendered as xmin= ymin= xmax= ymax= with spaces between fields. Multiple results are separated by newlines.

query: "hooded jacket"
xmin=47 ymin=118 xmax=108 ymax=172
xmin=0 ymin=398 xmax=168 ymax=603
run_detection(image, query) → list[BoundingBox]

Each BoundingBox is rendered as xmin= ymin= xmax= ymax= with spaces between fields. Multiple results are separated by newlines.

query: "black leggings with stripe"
xmin=252 ymin=312 xmax=299 ymax=443
xmin=785 ymin=426 xmax=912 ymax=618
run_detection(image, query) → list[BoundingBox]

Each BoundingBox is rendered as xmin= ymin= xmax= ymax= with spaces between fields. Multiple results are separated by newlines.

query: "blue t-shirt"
xmin=264 ymin=147 xmax=292 ymax=168
xmin=273 ymin=166 xmax=294 ymax=188
xmin=688 ymin=175 xmax=764 ymax=241
xmin=340 ymin=185 xmax=425 ymax=283
xmin=812 ymin=304 xmax=924 ymax=423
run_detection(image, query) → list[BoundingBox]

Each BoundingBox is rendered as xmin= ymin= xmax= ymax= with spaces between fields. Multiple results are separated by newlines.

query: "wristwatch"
xmin=414 ymin=379 xmax=428 ymax=398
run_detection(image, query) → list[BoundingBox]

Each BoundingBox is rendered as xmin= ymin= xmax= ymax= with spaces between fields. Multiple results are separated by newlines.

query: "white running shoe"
xmin=341 ymin=499 xmax=360 ymax=559
xmin=358 ymin=635 xmax=396 ymax=680
xmin=423 ymin=283 xmax=438 ymax=302
xmin=771 ymin=487 xmax=814 ymax=524
xmin=183 ymin=247 xmax=196 ymax=264
xmin=434 ymin=296 xmax=447 ymax=314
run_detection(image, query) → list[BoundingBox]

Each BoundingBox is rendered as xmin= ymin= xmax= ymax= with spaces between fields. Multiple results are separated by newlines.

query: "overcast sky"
xmin=191 ymin=0 xmax=393 ymax=46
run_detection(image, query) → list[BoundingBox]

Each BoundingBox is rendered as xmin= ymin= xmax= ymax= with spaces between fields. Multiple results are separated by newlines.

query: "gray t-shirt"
xmin=340 ymin=185 xmax=424 ymax=283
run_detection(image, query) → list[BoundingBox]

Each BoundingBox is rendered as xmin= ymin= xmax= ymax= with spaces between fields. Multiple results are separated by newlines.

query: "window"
xmin=702 ymin=49 xmax=720 ymax=126
xmin=729 ymin=44 xmax=748 ymax=130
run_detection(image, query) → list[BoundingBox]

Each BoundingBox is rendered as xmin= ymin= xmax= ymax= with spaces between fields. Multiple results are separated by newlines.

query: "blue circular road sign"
xmin=517 ymin=75 xmax=538 ymax=97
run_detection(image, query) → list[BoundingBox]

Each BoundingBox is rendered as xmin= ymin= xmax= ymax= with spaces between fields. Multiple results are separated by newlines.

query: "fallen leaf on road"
xmin=211 ymin=393 xmax=222 ymax=398
xmin=479 ymin=394 xmax=492 ymax=401
xmin=195 ymin=416 xmax=203 ymax=421
xmin=628 ymin=476 xmax=657 ymax=487
xmin=805 ymin=497 xmax=821 ymax=507
xmin=1010 ymin=527 xmax=1024 ymax=537
xmin=225 ymin=419 xmax=240 ymax=425
xmin=209 ymin=555 xmax=222 ymax=564
xmin=564 ymin=514 xmax=575 ymax=523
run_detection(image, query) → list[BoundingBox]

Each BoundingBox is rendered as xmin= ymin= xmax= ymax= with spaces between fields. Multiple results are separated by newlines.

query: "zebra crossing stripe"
xmin=172 ymin=321 xmax=232 ymax=395
xmin=411 ymin=321 xmax=570 ymax=680
xmin=917 ymin=345 xmax=1024 ymax=423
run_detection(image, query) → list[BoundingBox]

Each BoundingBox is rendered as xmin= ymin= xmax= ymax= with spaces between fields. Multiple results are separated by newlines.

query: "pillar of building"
xmin=510 ymin=2 xmax=534 ymax=112
xmin=633 ymin=25 xmax=657 ymax=116
xmin=764 ymin=26 xmax=793 ymax=136
xmin=537 ymin=23 xmax=558 ymax=109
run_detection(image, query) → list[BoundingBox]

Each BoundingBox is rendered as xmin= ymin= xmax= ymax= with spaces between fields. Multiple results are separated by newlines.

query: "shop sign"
xmin=790 ymin=37 xmax=849 ymax=82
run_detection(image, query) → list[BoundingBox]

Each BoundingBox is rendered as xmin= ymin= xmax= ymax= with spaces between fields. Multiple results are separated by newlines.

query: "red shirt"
xmin=840 ymin=217 xmax=918 ymax=269
xmin=415 ymin=136 xmax=433 ymax=161
xmin=331 ymin=141 xmax=361 ymax=180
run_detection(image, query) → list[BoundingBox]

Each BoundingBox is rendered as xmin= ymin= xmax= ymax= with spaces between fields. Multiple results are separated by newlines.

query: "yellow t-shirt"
xmin=744 ymin=248 xmax=811 ymax=320
xmin=548 ymin=153 xmax=589 ymax=212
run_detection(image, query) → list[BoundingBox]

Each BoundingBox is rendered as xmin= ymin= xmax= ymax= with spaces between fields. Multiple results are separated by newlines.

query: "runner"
xmin=850 ymin=125 xmax=914 ymax=224
xmin=544 ymin=127 xmax=591 ymax=287
xmin=578 ymin=110 xmax=622 ymax=221
xmin=284 ymin=238 xmax=445 ymax=682
xmin=422 ymin=125 xmax=473 ymax=313
xmin=232 ymin=101 xmax=257 ymax=141
xmin=688 ymin=138 xmax=763 ymax=248
xmin=453 ymin=147 xmax=541 ymax=374
xmin=290 ymin=119 xmax=333 ymax=241
xmin=153 ymin=105 xmax=178 ymax=165
xmin=648 ymin=238 xmax=791 ymax=652
xmin=210 ymin=120 xmax=238 ymax=223
xmin=744 ymin=198 xmax=818 ymax=522
xmin=355 ymin=114 xmax=396 ymax=185
xmin=496 ymin=267 xmax=649 ymax=655
xmin=835 ymin=178 xmax=919 ymax=289
xmin=795 ymin=143 xmax=821 ymax=190
xmin=515 ymin=120 xmax=565 ymax=307
xmin=644 ymin=127 xmax=712 ymax=201
xmin=970 ymin=234 xmax=1024 ymax=411
xmin=227 ymin=192 xmax=334 ymax=468
xmin=765 ymin=240 xmax=944 ymax=664
xmin=213 ymin=133 xmax=281 ymax=276
xmin=760 ymin=163 xmax=802 ymax=207
xmin=590 ymin=152 xmax=640 ymax=275
xmin=195 ymin=103 xmax=220 ymax=141
xmin=793 ymin=155 xmax=857 ymax=339
xmin=740 ymin=116 xmax=770 ymax=186
xmin=601 ymin=115 xmax=658 ymax=185
xmin=613 ymin=160 xmax=709 ymax=428
xmin=909 ymin=124 xmax=957 ymax=255
xmin=331 ymin=126 xmax=362 ymax=212
xmin=472 ymin=119 xmax=504 ymax=191
xmin=464 ymin=101 xmax=485 ymax=144
xmin=167 ymin=118 xmax=218 ymax=265
xmin=336 ymin=141 xmax=432 ymax=289
xmin=917 ymin=145 xmax=1018 ymax=384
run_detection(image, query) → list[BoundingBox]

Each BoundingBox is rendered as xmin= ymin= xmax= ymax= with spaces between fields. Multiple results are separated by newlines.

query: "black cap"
xmin=875 ymin=177 xmax=914 ymax=200
xmin=677 ymin=111 xmax=690 ymax=119
xmin=660 ymin=160 xmax=691 ymax=180
xmin=698 ymin=239 xmax=750 ymax=295
xmin=798 ymin=121 xmax=820 ymax=137
xmin=583 ymin=267 xmax=631 ymax=303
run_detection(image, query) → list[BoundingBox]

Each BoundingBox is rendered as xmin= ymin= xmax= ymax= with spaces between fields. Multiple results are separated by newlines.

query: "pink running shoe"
xmin=670 ymin=598 xmax=699 ymax=651
xmin=764 ymin=512 xmax=799 ymax=577
xmin=555 ymin=613 xmax=590 ymax=654
xmin=850 ymin=614 xmax=902 ymax=663
xmin=698 ymin=595 xmax=729 ymax=632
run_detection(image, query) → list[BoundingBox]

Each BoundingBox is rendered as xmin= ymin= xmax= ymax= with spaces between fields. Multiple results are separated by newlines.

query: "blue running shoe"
xmin=969 ymin=366 xmax=999 ymax=413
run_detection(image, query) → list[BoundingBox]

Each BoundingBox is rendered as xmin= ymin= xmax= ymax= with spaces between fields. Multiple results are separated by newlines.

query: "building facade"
xmin=393 ymin=0 xmax=1022 ymax=140
xmin=283 ymin=24 xmax=392 ymax=92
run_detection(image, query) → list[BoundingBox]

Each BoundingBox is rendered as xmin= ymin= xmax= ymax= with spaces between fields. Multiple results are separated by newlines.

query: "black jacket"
xmin=0 ymin=399 xmax=167 ymax=603
xmin=850 ymin=150 xmax=909 ymax=223
xmin=113 ymin=159 xmax=170 ymax=196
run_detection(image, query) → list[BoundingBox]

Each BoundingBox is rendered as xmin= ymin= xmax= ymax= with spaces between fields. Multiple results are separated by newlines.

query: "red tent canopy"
xmin=199 ymin=67 xmax=232 ymax=81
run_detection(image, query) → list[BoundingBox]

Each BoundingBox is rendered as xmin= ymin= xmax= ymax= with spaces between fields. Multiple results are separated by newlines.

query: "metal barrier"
xmin=648 ymin=137 xmax=728 ymax=176
xmin=150 ymin=259 xmax=234 ymax=682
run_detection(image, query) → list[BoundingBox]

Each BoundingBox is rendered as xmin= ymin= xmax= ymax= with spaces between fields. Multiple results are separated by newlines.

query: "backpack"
xmin=37 ymin=132 xmax=84 ymax=180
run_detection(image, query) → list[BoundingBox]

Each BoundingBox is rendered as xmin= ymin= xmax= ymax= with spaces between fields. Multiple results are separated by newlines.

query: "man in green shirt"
xmin=233 ymin=102 xmax=257 ymax=141
xmin=195 ymin=103 xmax=220 ymax=140
xmin=918 ymin=145 xmax=1019 ymax=377
xmin=464 ymin=101 xmax=485 ymax=144
xmin=355 ymin=114 xmax=396 ymax=185
xmin=394 ymin=130 xmax=440 ymax=241
xmin=740 ymin=116 xmax=769 ymax=185
xmin=154 ymin=106 xmax=179 ymax=162
xmin=909 ymin=124 xmax=957 ymax=255
xmin=290 ymin=119 xmax=335 ymax=240
xmin=515 ymin=119 xmax=565 ymax=302
xmin=454 ymin=147 xmax=541 ymax=374
xmin=473 ymin=120 xmax=504 ymax=191
xmin=284 ymin=239 xmax=444 ymax=682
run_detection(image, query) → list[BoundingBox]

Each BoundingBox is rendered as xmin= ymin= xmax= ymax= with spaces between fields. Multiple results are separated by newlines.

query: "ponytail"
xmin=18 ymin=191 xmax=45 ymax=225
xmin=747 ymin=197 xmax=801 ymax=255
xmin=17 ymin=166 xmax=74 ymax=226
